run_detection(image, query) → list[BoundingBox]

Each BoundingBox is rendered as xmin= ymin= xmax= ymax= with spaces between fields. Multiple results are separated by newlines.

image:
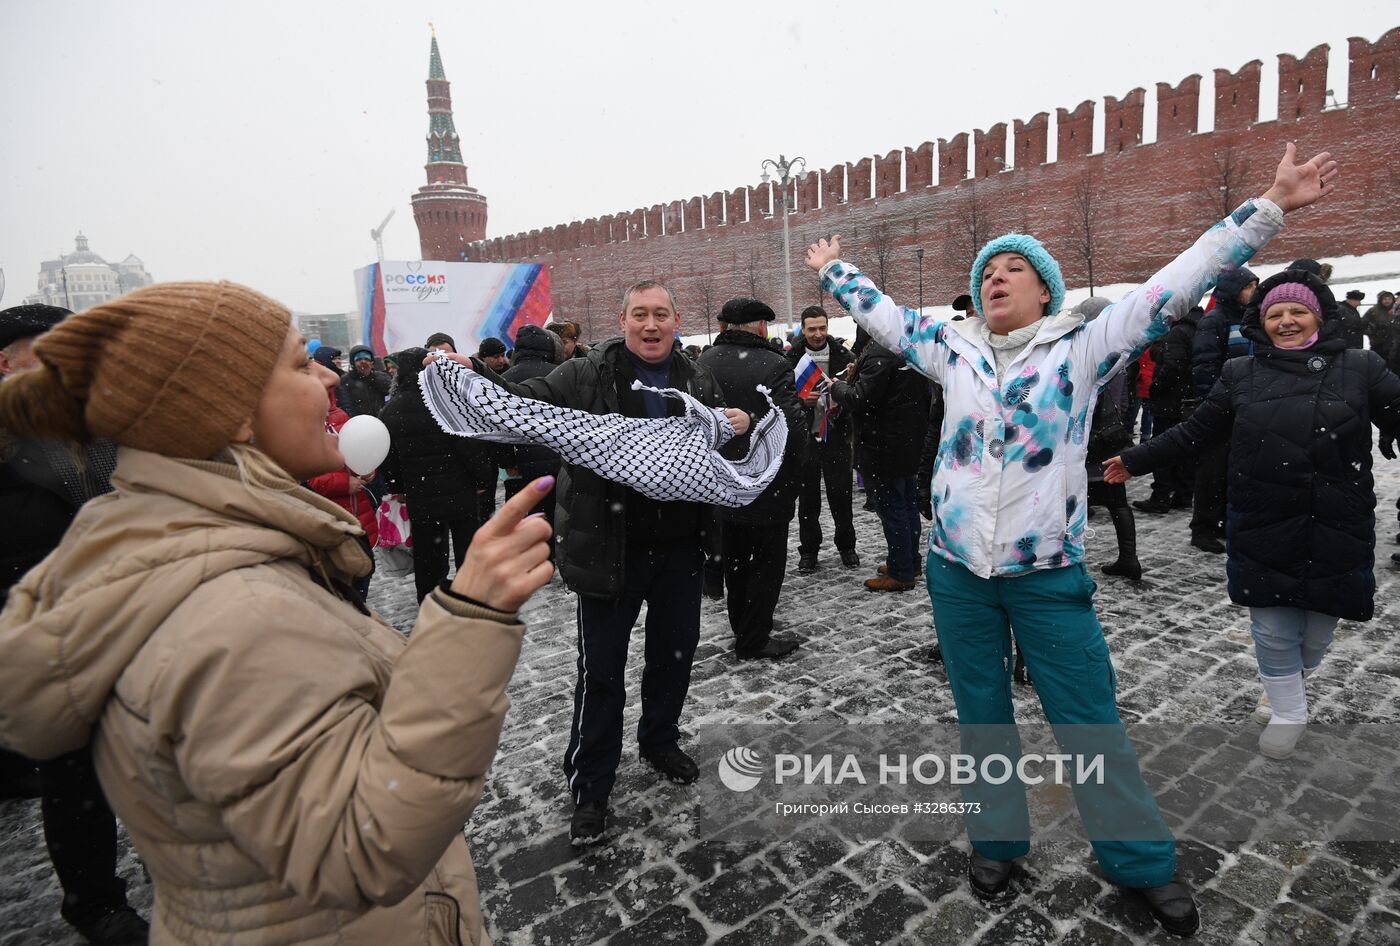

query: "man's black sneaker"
xmin=797 ymin=555 xmax=818 ymax=574
xmin=1190 ymin=534 xmax=1226 ymax=554
xmin=737 ymin=634 xmax=800 ymax=660
xmin=569 ymin=799 xmax=609 ymax=846
xmin=65 ymin=905 xmax=149 ymax=946
xmin=1391 ymin=551 xmax=1400 ymax=565
xmin=1136 ymin=878 xmax=1200 ymax=937
xmin=643 ymin=747 xmax=699 ymax=784
xmin=839 ymin=549 xmax=861 ymax=568
xmin=1170 ymin=495 xmax=1193 ymax=509
xmin=1132 ymin=497 xmax=1172 ymax=514
xmin=967 ymin=851 xmax=1016 ymax=900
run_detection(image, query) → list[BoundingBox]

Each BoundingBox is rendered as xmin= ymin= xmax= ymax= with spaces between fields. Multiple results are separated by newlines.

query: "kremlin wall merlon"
xmin=460 ymin=31 xmax=1400 ymax=334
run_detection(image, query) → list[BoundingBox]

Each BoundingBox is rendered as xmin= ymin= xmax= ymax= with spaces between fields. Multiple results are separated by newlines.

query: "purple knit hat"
xmin=1260 ymin=282 xmax=1323 ymax=320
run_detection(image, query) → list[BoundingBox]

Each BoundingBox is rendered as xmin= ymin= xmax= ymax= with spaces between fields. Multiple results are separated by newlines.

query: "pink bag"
xmin=376 ymin=494 xmax=413 ymax=550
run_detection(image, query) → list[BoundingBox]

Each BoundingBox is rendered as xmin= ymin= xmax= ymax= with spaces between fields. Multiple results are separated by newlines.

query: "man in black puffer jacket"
xmin=699 ymin=298 xmax=805 ymax=659
xmin=1189 ymin=266 xmax=1258 ymax=552
xmin=831 ymin=337 xmax=931 ymax=591
xmin=379 ymin=347 xmax=483 ymax=602
xmin=472 ymin=280 xmax=742 ymax=846
xmin=339 ymin=344 xmax=392 ymax=417
xmin=500 ymin=325 xmax=563 ymax=530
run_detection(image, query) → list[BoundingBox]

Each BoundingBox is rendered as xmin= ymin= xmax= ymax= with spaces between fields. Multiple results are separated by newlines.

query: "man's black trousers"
xmin=721 ymin=519 xmax=790 ymax=654
xmin=798 ymin=438 xmax=855 ymax=557
xmin=563 ymin=542 xmax=702 ymax=804
xmin=409 ymin=514 xmax=477 ymax=602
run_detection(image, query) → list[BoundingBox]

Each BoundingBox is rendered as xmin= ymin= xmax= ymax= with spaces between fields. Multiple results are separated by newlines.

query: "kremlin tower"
xmin=411 ymin=28 xmax=488 ymax=261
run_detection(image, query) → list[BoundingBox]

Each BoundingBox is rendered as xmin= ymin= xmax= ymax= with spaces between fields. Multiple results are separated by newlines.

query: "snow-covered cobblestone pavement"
xmin=4 ymin=461 xmax=1400 ymax=945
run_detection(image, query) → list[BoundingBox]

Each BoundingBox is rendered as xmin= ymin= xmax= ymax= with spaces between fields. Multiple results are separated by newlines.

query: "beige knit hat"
xmin=0 ymin=281 xmax=291 ymax=459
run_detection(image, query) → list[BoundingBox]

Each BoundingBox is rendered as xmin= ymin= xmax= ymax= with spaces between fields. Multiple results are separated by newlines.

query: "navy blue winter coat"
xmin=1191 ymin=267 xmax=1257 ymax=396
xmin=1121 ymin=271 xmax=1400 ymax=620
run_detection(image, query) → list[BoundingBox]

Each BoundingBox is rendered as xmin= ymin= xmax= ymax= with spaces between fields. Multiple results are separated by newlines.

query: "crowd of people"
xmin=3 ymin=142 xmax=1398 ymax=943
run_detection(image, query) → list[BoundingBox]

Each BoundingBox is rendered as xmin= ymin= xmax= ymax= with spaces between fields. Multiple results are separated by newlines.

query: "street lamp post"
xmin=59 ymin=267 xmax=71 ymax=310
xmin=915 ymin=247 xmax=925 ymax=314
xmin=760 ymin=154 xmax=806 ymax=336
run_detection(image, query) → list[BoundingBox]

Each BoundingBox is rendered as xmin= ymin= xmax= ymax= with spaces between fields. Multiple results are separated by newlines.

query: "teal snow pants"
xmin=927 ymin=553 xmax=1176 ymax=888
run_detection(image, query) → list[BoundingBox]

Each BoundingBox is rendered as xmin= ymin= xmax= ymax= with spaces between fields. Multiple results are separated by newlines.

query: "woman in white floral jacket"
xmin=806 ymin=144 xmax=1337 ymax=937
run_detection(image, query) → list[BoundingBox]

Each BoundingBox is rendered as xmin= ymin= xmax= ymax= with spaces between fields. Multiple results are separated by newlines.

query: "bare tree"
xmin=1196 ymin=144 xmax=1253 ymax=224
xmin=746 ymin=248 xmax=762 ymax=299
xmin=950 ymin=182 xmax=994 ymax=275
xmin=694 ymin=273 xmax=716 ymax=341
xmin=869 ymin=223 xmax=895 ymax=290
xmin=580 ymin=285 xmax=594 ymax=343
xmin=1068 ymin=172 xmax=1100 ymax=295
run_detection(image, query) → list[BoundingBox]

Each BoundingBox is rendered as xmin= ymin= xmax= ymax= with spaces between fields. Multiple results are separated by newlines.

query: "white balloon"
xmin=338 ymin=415 xmax=390 ymax=475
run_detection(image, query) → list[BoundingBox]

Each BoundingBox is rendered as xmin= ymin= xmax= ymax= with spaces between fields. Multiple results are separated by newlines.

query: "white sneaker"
xmin=1252 ymin=692 xmax=1272 ymax=725
xmin=1259 ymin=720 xmax=1306 ymax=759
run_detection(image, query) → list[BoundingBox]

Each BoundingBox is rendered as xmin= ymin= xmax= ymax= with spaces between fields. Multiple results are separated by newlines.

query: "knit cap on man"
xmin=0 ymin=281 xmax=290 ymax=459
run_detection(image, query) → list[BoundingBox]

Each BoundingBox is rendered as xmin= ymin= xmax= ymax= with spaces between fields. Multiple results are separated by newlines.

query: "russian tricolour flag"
xmin=794 ymin=354 xmax=826 ymax=398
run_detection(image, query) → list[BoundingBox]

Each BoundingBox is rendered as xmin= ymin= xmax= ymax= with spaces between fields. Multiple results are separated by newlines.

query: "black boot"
xmin=1101 ymin=505 xmax=1143 ymax=580
xmin=570 ymin=799 xmax=609 ymax=846
xmin=967 ymin=851 xmax=1016 ymax=900
xmin=642 ymin=746 xmax=699 ymax=784
xmin=1135 ymin=878 xmax=1200 ymax=937
xmin=1190 ymin=533 xmax=1226 ymax=554
xmin=1132 ymin=495 xmax=1171 ymax=514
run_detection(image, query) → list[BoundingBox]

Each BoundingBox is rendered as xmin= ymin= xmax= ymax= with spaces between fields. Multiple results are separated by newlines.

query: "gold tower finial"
xmin=430 ymin=22 xmax=436 ymax=38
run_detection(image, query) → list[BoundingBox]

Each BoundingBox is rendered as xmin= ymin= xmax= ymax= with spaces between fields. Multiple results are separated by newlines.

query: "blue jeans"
xmin=1249 ymin=607 xmax=1337 ymax=677
xmin=866 ymin=473 xmax=921 ymax=581
xmin=927 ymin=554 xmax=1177 ymax=888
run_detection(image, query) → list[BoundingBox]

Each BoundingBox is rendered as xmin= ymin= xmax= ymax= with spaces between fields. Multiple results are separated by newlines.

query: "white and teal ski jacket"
xmin=820 ymin=198 xmax=1284 ymax=578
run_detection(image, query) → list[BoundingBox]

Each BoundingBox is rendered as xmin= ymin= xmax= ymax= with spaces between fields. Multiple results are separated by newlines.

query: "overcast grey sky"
xmin=1 ymin=0 xmax=1394 ymax=314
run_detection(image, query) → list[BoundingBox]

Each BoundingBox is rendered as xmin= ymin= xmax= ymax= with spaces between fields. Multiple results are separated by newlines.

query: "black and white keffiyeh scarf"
xmin=419 ymin=354 xmax=787 ymax=507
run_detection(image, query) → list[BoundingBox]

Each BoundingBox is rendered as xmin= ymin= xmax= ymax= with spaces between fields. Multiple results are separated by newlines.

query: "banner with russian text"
xmin=355 ymin=260 xmax=552 ymax=357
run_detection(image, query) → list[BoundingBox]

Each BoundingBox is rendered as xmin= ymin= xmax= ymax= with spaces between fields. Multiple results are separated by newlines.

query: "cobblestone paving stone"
xmin=4 ymin=461 xmax=1400 ymax=944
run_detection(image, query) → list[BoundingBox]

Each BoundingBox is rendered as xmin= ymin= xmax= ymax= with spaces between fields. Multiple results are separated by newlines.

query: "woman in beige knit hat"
xmin=0 ymin=281 xmax=553 ymax=945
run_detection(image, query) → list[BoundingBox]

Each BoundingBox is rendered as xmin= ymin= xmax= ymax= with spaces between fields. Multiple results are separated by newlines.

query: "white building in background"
xmin=27 ymin=233 xmax=154 ymax=311
xmin=295 ymin=312 xmax=363 ymax=353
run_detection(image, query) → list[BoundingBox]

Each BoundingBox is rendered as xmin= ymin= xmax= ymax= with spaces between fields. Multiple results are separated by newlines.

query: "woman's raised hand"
xmin=450 ymin=476 xmax=555 ymax=611
xmin=1261 ymin=142 xmax=1339 ymax=214
xmin=806 ymin=235 xmax=843 ymax=272
xmin=1101 ymin=456 xmax=1132 ymax=485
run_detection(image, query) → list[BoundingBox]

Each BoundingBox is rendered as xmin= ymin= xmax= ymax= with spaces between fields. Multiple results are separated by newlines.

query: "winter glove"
xmin=1381 ymin=435 xmax=1397 ymax=461
xmin=916 ymin=485 xmax=932 ymax=521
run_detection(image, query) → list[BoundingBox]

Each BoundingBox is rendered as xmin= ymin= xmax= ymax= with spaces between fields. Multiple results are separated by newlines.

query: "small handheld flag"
xmin=794 ymin=354 xmax=827 ymax=398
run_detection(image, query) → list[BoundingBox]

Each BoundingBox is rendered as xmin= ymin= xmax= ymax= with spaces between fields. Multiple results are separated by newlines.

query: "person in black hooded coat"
xmin=378 ymin=347 xmax=483 ymax=602
xmin=1105 ymin=270 xmax=1400 ymax=759
xmin=698 ymin=298 xmax=806 ymax=658
xmin=1187 ymin=266 xmax=1258 ymax=552
xmin=500 ymin=324 xmax=563 ymax=529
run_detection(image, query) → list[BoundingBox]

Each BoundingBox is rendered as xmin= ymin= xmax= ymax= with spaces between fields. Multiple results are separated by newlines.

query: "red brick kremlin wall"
xmin=468 ymin=30 xmax=1400 ymax=339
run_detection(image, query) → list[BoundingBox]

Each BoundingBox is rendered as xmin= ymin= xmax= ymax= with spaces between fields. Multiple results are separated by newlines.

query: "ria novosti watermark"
xmin=718 ymin=746 xmax=1105 ymax=792
xmin=693 ymin=722 xmax=1400 ymax=845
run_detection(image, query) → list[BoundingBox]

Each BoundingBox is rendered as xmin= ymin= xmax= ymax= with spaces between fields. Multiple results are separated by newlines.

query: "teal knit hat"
xmin=970 ymin=234 xmax=1066 ymax=318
